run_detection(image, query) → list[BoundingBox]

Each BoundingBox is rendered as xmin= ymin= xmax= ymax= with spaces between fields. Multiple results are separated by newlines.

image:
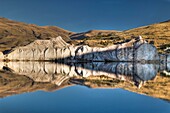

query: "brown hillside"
xmin=0 ymin=17 xmax=170 ymax=53
xmin=71 ymin=30 xmax=119 ymax=40
xmin=0 ymin=17 xmax=73 ymax=52
xmin=71 ymin=20 xmax=170 ymax=53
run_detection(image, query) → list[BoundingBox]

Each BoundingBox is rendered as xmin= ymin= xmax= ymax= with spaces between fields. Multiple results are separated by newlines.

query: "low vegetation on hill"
xmin=0 ymin=17 xmax=73 ymax=52
xmin=0 ymin=17 xmax=169 ymax=54
xmin=71 ymin=20 xmax=170 ymax=53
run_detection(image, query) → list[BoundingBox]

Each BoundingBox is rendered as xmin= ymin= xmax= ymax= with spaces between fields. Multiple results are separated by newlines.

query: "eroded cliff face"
xmin=0 ymin=36 xmax=169 ymax=62
xmin=3 ymin=36 xmax=70 ymax=61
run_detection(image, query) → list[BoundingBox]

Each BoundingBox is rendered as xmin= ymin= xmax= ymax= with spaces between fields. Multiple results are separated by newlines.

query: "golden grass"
xmin=0 ymin=17 xmax=73 ymax=52
xmin=71 ymin=20 xmax=170 ymax=53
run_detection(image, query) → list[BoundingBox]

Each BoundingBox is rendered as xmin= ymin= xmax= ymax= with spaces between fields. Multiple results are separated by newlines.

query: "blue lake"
xmin=0 ymin=85 xmax=170 ymax=113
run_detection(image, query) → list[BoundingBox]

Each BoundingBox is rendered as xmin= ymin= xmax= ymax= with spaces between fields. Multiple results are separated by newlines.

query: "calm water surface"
xmin=0 ymin=62 xmax=170 ymax=113
xmin=0 ymin=85 xmax=170 ymax=113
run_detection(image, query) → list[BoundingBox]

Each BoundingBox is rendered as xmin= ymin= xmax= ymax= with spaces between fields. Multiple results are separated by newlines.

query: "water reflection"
xmin=0 ymin=86 xmax=170 ymax=113
xmin=0 ymin=62 xmax=169 ymax=86
xmin=0 ymin=61 xmax=170 ymax=100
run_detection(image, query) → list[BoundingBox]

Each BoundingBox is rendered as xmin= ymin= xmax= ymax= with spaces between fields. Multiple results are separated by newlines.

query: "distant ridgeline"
xmin=0 ymin=36 xmax=169 ymax=63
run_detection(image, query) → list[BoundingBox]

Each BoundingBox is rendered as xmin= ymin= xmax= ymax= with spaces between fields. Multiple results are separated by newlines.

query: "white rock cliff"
xmin=0 ymin=36 xmax=169 ymax=62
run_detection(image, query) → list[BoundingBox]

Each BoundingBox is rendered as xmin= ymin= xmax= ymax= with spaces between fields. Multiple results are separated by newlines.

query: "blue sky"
xmin=0 ymin=0 xmax=170 ymax=32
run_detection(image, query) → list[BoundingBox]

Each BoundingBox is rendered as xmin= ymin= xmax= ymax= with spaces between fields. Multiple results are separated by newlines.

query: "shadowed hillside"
xmin=0 ymin=17 xmax=73 ymax=52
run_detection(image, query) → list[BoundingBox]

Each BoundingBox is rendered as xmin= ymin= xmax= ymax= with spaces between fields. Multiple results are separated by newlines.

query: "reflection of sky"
xmin=0 ymin=85 xmax=169 ymax=113
xmin=0 ymin=0 xmax=170 ymax=32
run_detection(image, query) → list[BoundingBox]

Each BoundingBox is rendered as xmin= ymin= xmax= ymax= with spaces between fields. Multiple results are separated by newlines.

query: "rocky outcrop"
xmin=0 ymin=36 xmax=169 ymax=62
xmin=3 ymin=36 xmax=69 ymax=61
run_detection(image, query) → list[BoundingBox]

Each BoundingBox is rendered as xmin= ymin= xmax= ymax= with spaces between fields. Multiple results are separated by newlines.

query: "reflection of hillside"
xmin=1 ymin=62 xmax=165 ymax=87
xmin=0 ymin=62 xmax=169 ymax=101
xmin=0 ymin=70 xmax=169 ymax=101
xmin=76 ymin=74 xmax=170 ymax=101
xmin=0 ymin=70 xmax=72 ymax=98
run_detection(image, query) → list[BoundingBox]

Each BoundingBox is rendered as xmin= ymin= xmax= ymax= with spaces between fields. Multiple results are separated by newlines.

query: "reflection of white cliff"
xmin=3 ymin=62 xmax=72 ymax=86
xmin=0 ymin=36 xmax=169 ymax=62
xmin=1 ymin=62 xmax=168 ymax=87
